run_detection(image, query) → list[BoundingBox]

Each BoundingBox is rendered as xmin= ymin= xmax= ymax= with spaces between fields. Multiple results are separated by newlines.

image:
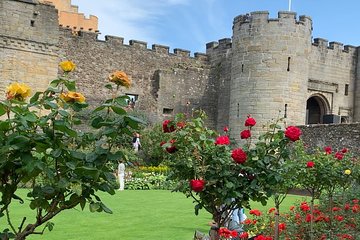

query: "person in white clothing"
xmin=117 ymin=160 xmax=125 ymax=191
xmin=132 ymin=132 xmax=141 ymax=152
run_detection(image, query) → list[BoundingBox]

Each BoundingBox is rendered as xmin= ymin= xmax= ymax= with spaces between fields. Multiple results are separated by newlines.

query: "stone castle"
xmin=1 ymin=0 xmax=360 ymax=143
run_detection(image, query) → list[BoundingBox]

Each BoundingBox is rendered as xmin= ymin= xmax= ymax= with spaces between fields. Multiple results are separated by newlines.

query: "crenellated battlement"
xmin=312 ymin=38 xmax=357 ymax=54
xmin=59 ymin=27 xmax=208 ymax=61
xmin=205 ymin=38 xmax=232 ymax=52
xmin=233 ymin=11 xmax=312 ymax=30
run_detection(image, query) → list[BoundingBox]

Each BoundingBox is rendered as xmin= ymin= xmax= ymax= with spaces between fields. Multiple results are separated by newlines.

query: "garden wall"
xmin=298 ymin=123 xmax=360 ymax=155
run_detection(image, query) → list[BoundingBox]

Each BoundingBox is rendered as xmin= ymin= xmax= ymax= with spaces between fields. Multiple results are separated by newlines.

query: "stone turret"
xmin=229 ymin=11 xmax=312 ymax=140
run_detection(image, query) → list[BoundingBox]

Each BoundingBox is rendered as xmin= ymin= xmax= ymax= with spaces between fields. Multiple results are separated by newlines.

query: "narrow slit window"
xmin=237 ymin=103 xmax=240 ymax=118
xmin=30 ymin=20 xmax=35 ymax=27
xmin=345 ymin=84 xmax=349 ymax=96
xmin=287 ymin=57 xmax=291 ymax=71
xmin=241 ymin=64 xmax=244 ymax=73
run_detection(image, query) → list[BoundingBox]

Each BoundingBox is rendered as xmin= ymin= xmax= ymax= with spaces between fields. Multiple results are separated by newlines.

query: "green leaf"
xmin=64 ymin=80 xmax=76 ymax=91
xmin=70 ymin=151 xmax=85 ymax=160
xmin=89 ymin=202 xmax=100 ymax=212
xmin=46 ymin=222 xmax=55 ymax=232
xmin=104 ymin=84 xmax=113 ymax=90
xmin=50 ymin=79 xmax=62 ymax=87
xmin=111 ymin=106 xmax=127 ymax=115
xmin=0 ymin=121 xmax=10 ymax=131
xmin=24 ymin=112 xmax=38 ymax=122
xmin=58 ymin=110 xmax=70 ymax=117
xmin=0 ymin=103 xmax=7 ymax=116
xmin=79 ymin=198 xmax=86 ymax=210
xmin=100 ymin=202 xmax=113 ymax=214
xmin=71 ymin=183 xmax=82 ymax=196
xmin=30 ymin=92 xmax=41 ymax=104
xmin=91 ymin=116 xmax=105 ymax=129
xmin=92 ymin=106 xmax=106 ymax=112
xmin=194 ymin=204 xmax=202 ymax=216
xmin=43 ymin=100 xmax=59 ymax=110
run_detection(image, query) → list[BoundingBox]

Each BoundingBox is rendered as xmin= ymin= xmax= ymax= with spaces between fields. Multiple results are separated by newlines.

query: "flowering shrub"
xmin=244 ymin=197 xmax=360 ymax=239
xmin=0 ymin=61 xmax=142 ymax=239
xmin=162 ymin=111 xmax=302 ymax=239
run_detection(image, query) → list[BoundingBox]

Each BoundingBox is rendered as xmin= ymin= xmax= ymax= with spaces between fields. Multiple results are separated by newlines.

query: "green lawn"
xmin=3 ymin=190 xmax=309 ymax=240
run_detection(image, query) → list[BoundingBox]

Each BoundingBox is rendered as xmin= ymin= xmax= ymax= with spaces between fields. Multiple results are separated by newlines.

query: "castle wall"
xmin=299 ymin=123 xmax=360 ymax=155
xmin=229 ymin=11 xmax=312 ymax=141
xmin=308 ymin=39 xmax=357 ymax=121
xmin=58 ymin=29 xmax=211 ymax=124
xmin=0 ymin=0 xmax=59 ymax=98
xmin=39 ymin=0 xmax=98 ymax=32
xmin=206 ymin=38 xmax=233 ymax=132
xmin=354 ymin=47 xmax=360 ymax=121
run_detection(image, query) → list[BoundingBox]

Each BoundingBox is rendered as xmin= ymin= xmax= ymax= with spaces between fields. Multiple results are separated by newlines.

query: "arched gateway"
xmin=306 ymin=95 xmax=330 ymax=124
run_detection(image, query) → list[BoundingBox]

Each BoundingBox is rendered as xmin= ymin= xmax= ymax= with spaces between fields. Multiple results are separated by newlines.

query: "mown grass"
xmin=3 ymin=190 xmax=308 ymax=240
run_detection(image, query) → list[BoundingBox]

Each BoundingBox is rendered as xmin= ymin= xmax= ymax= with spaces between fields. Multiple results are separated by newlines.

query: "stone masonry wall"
xmin=298 ymin=123 xmax=360 ymax=156
xmin=0 ymin=0 xmax=59 ymax=99
xmin=206 ymin=38 xmax=233 ymax=132
xmin=308 ymin=39 xmax=357 ymax=121
xmin=58 ymin=29 xmax=211 ymax=124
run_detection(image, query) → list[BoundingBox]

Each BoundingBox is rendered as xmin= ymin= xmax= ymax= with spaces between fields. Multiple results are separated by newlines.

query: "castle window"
xmin=345 ymin=84 xmax=349 ymax=96
xmin=241 ymin=64 xmax=244 ymax=73
xmin=287 ymin=57 xmax=291 ymax=71
xmin=163 ymin=108 xmax=173 ymax=115
xmin=30 ymin=20 xmax=35 ymax=27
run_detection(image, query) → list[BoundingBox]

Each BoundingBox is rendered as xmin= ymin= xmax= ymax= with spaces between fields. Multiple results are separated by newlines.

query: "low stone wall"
xmin=298 ymin=123 xmax=360 ymax=155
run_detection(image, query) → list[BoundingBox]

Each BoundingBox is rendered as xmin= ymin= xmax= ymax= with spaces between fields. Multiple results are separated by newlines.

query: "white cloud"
xmin=71 ymin=0 xmax=191 ymax=44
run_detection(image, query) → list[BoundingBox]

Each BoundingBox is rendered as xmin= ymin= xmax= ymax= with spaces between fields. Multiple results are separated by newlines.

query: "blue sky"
xmin=71 ymin=0 xmax=360 ymax=55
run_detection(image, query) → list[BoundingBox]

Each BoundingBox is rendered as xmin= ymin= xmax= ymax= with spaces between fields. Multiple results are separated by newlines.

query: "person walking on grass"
xmin=117 ymin=160 xmax=125 ymax=191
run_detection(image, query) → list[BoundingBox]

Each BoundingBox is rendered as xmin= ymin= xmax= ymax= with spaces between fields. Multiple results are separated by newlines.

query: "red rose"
xmin=240 ymin=129 xmax=251 ymax=139
xmin=245 ymin=117 xmax=256 ymax=127
xmin=300 ymin=203 xmax=310 ymax=212
xmin=268 ymin=208 xmax=276 ymax=214
xmin=215 ymin=135 xmax=230 ymax=145
xmin=161 ymin=140 xmax=177 ymax=153
xmin=278 ymin=223 xmax=286 ymax=232
xmin=231 ymin=148 xmax=247 ymax=164
xmin=249 ymin=209 xmax=262 ymax=216
xmin=334 ymin=215 xmax=344 ymax=221
xmin=324 ymin=146 xmax=332 ymax=154
xmin=190 ymin=179 xmax=205 ymax=192
xmin=341 ymin=148 xmax=348 ymax=153
xmin=305 ymin=213 xmax=313 ymax=222
xmin=306 ymin=161 xmax=314 ymax=168
xmin=162 ymin=119 xmax=175 ymax=133
xmin=334 ymin=152 xmax=344 ymax=160
xmin=239 ymin=232 xmax=249 ymax=239
xmin=285 ymin=126 xmax=302 ymax=141
xmin=176 ymin=121 xmax=186 ymax=129
xmin=332 ymin=207 xmax=341 ymax=212
xmin=166 ymin=139 xmax=177 ymax=153
xmin=223 ymin=126 xmax=229 ymax=132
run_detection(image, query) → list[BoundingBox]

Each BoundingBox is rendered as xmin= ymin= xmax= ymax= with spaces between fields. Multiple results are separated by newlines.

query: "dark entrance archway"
xmin=306 ymin=95 xmax=330 ymax=124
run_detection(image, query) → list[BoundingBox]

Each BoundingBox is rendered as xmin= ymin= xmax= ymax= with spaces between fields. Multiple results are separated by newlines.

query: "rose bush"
xmin=162 ymin=111 xmax=302 ymax=239
xmin=0 ymin=61 xmax=143 ymax=239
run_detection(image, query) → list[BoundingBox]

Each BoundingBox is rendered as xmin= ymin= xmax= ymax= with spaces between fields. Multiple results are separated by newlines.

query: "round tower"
xmin=230 ymin=11 xmax=312 ymax=140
